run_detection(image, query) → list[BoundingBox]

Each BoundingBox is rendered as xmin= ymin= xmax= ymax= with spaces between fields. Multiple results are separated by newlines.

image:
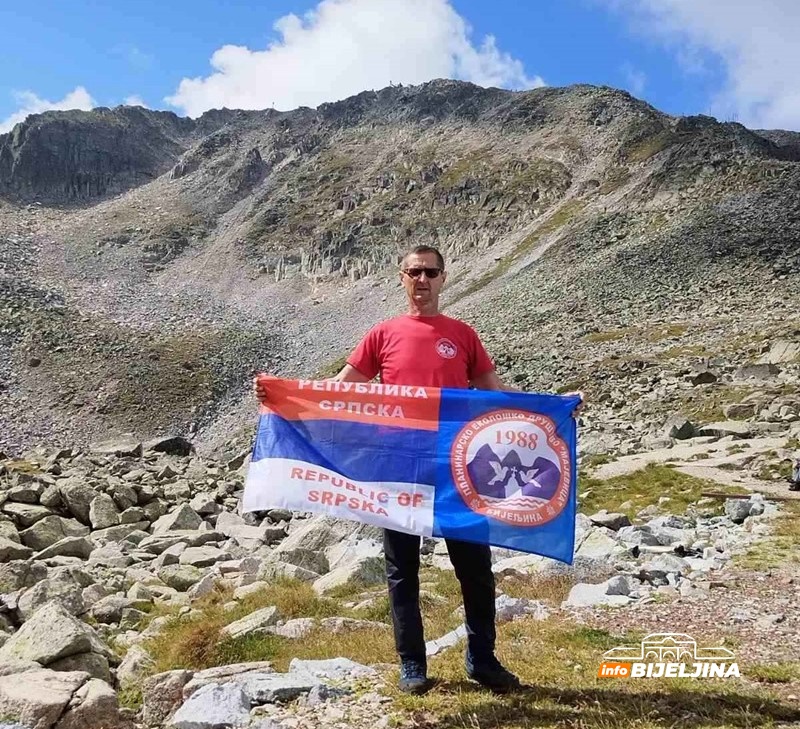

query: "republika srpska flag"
xmin=243 ymin=378 xmax=580 ymax=563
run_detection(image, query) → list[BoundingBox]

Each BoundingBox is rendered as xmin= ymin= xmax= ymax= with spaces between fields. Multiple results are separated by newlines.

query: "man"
xmin=255 ymin=245 xmax=572 ymax=694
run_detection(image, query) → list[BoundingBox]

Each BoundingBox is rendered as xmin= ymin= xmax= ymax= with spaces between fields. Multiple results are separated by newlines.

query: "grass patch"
xmin=735 ymin=501 xmax=800 ymax=569
xmin=579 ymin=464 xmax=748 ymax=520
xmin=390 ymin=620 xmax=800 ymax=728
xmin=624 ymin=130 xmax=675 ymax=163
xmin=744 ymin=662 xmax=800 ymax=684
xmin=117 ymin=684 xmax=144 ymax=711
xmin=499 ymin=574 xmax=576 ymax=605
xmin=677 ymin=385 xmax=752 ymax=423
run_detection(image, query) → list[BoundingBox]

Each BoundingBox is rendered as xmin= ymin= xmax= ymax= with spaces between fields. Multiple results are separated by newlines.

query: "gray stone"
xmin=0 ymin=601 xmax=109 ymax=665
xmin=35 ymin=537 xmax=93 ymax=561
xmin=58 ymin=480 xmax=97 ymax=524
xmin=0 ymin=669 xmax=88 ymax=729
xmin=116 ymin=645 xmax=154 ymax=686
xmin=88 ymin=545 xmax=133 ymax=569
xmin=0 ymin=561 xmax=47 ymax=593
xmin=152 ymin=504 xmax=203 ymax=534
xmin=7 ymin=484 xmax=43 ymax=504
xmin=89 ymin=494 xmax=119 ymax=530
xmin=189 ymin=494 xmax=219 ymax=516
xmin=17 ymin=571 xmax=85 ymax=619
xmin=493 ymin=595 xmax=549 ymax=622
xmin=563 ymin=582 xmax=632 ymax=608
xmin=145 ymin=436 xmax=193 ymax=456
xmin=312 ymin=555 xmax=384 ymax=594
xmin=110 ymin=484 xmax=138 ymax=512
xmin=270 ymin=618 xmax=316 ymax=639
xmin=587 ymin=511 xmax=631 ymax=531
xmin=170 ymin=682 xmax=250 ymax=729
xmin=158 ymin=565 xmax=204 ymax=591
xmin=0 ymin=538 xmax=33 ymax=562
xmin=90 ymin=436 xmax=142 ymax=457
xmin=221 ymin=607 xmax=279 ymax=639
xmin=318 ymin=617 xmax=389 ymax=634
xmin=725 ymin=499 xmax=754 ymax=524
xmin=241 ymin=672 xmax=320 ymax=704
xmin=179 ymin=546 xmax=225 ymax=568
xmin=575 ymin=529 xmax=622 ymax=561
xmin=142 ymin=670 xmax=194 ymax=727
xmin=638 ymin=554 xmax=691 ymax=582
xmin=48 ymin=652 xmax=111 ymax=682
xmin=89 ymin=596 xmax=136 ymax=624
xmin=426 ymin=624 xmax=468 ymax=657
xmin=605 ymin=575 xmax=632 ymax=596
xmin=617 ymin=526 xmax=661 ymax=547
xmin=89 ymin=523 xmax=150 ymax=545
xmin=288 ymin=657 xmax=376 ymax=680
xmin=53 ymin=677 xmax=122 ymax=729
xmin=187 ymin=574 xmax=217 ymax=600
xmin=734 ymin=363 xmax=780 ymax=380
xmin=696 ymin=421 xmax=752 ymax=439
xmin=182 ymin=662 xmax=275 ymax=699
xmin=663 ymin=415 xmax=695 ymax=440
xmin=0 ymin=503 xmax=53 ymax=528
xmin=20 ymin=515 xmax=89 ymax=551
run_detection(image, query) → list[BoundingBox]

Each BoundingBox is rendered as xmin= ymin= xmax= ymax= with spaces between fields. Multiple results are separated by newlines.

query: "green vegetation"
xmin=624 ymin=130 xmax=676 ymax=163
xmin=579 ymin=463 xmax=748 ymax=519
xmin=744 ymin=662 xmax=800 ymax=684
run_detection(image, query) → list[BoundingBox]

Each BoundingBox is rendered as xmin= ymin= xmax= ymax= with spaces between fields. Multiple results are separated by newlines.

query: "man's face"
xmin=400 ymin=252 xmax=446 ymax=306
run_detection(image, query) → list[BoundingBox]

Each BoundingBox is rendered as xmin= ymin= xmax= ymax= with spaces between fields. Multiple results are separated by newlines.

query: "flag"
xmin=243 ymin=377 xmax=580 ymax=563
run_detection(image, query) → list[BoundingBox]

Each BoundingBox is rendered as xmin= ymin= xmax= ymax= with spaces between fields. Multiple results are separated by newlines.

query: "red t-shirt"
xmin=346 ymin=314 xmax=495 ymax=388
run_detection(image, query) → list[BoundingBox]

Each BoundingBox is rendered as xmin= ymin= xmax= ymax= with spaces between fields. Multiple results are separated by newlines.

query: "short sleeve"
xmin=346 ymin=325 xmax=382 ymax=380
xmin=467 ymin=326 xmax=495 ymax=380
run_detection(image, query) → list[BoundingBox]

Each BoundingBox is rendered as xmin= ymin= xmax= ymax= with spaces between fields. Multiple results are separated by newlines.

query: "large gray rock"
xmin=48 ymin=652 xmax=111 ymax=682
xmin=587 ymin=511 xmax=631 ymax=531
xmin=662 ymin=415 xmax=695 ymax=440
xmin=89 ymin=494 xmax=119 ymax=530
xmin=221 ymin=607 xmax=279 ymax=639
xmin=58 ymin=480 xmax=97 ymax=524
xmin=696 ymin=421 xmax=752 ymax=439
xmin=574 ymin=529 xmax=623 ymax=561
xmin=271 ymin=515 xmax=380 ymax=563
xmin=144 ymin=436 xmax=193 ymax=456
xmin=142 ymin=670 xmax=194 ymax=727
xmin=563 ymin=582 xmax=632 ymax=608
xmin=287 ymin=657 xmax=376 ymax=681
xmin=169 ymin=682 xmax=250 ymax=729
xmin=116 ymin=645 xmax=154 ymax=686
xmin=88 ymin=545 xmax=132 ymax=569
xmin=182 ymin=662 xmax=275 ymax=699
xmin=157 ymin=565 xmax=204 ymax=591
xmin=0 ymin=561 xmax=47 ymax=593
xmin=0 ymin=601 xmax=110 ymax=666
xmin=1 ymin=503 xmax=53 ymax=528
xmin=0 ymin=538 xmax=33 ymax=562
xmin=312 ymin=555 xmax=384 ymax=594
xmin=90 ymin=436 xmax=142 ymax=457
xmin=19 ymin=516 xmax=89 ymax=552
xmin=241 ymin=672 xmax=320 ymax=704
xmin=179 ymin=547 xmax=225 ymax=568
xmin=17 ymin=571 xmax=85 ymax=619
xmin=152 ymin=505 xmax=202 ymax=535
xmin=35 ymin=537 xmax=94 ymax=561
xmin=725 ymin=498 xmax=755 ymax=524
xmin=54 ymin=677 xmax=123 ymax=729
xmin=0 ymin=669 xmax=88 ymax=729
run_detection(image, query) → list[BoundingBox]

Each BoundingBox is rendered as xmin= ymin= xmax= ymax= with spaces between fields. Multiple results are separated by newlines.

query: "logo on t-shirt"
xmin=435 ymin=338 xmax=457 ymax=359
xmin=450 ymin=409 xmax=571 ymax=527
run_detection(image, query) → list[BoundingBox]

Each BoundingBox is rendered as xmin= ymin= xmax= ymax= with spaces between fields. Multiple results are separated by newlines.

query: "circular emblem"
xmin=450 ymin=408 xmax=571 ymax=526
xmin=436 ymin=338 xmax=457 ymax=359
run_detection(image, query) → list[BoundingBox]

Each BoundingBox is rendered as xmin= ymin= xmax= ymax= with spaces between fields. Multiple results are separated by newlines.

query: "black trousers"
xmin=383 ymin=528 xmax=496 ymax=665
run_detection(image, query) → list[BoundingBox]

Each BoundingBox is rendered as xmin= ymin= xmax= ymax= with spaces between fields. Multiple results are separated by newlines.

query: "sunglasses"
xmin=402 ymin=267 xmax=443 ymax=279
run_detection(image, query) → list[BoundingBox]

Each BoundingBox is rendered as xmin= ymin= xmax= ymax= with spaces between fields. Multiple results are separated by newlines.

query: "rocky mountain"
xmin=0 ymin=79 xmax=798 ymax=459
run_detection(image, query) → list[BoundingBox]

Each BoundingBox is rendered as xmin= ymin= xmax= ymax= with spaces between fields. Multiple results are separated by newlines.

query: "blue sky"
xmin=2 ymin=0 xmax=797 ymax=132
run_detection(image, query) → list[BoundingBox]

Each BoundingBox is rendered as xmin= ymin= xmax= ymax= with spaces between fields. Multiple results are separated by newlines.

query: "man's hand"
xmin=564 ymin=390 xmax=585 ymax=416
xmin=253 ymin=373 xmax=272 ymax=406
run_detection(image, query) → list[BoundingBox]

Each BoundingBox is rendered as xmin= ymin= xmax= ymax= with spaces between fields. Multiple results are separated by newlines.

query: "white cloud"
xmin=603 ymin=0 xmax=800 ymax=130
xmin=621 ymin=63 xmax=647 ymax=97
xmin=0 ymin=86 xmax=95 ymax=134
xmin=123 ymin=95 xmax=149 ymax=108
xmin=166 ymin=0 xmax=543 ymax=117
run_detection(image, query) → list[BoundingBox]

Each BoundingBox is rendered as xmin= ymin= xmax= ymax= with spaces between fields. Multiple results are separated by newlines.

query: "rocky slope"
xmin=0 ymin=79 xmax=798 ymax=463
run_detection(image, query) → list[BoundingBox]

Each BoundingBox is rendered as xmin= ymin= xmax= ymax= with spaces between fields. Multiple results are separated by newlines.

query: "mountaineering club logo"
xmin=599 ymin=633 xmax=740 ymax=679
xmin=436 ymin=338 xmax=457 ymax=359
xmin=451 ymin=408 xmax=571 ymax=525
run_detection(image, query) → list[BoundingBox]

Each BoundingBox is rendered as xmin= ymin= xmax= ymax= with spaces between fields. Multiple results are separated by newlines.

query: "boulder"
xmin=35 ymin=537 xmax=93 ymax=561
xmin=696 ymin=421 xmax=752 ymax=439
xmin=90 ymin=436 xmax=142 ymax=457
xmin=19 ymin=516 xmax=89 ymax=552
xmin=312 ymin=555 xmax=384 ymax=594
xmin=144 ymin=436 xmax=194 ymax=456
xmin=54 ymin=677 xmax=123 ymax=729
xmin=179 ymin=547 xmax=225 ymax=568
xmin=116 ymin=645 xmax=154 ymax=686
xmin=152 ymin=505 xmax=202 ymax=535
xmin=240 ymin=672 xmax=320 ymax=704
xmin=0 ymin=560 xmax=47 ymax=593
xmin=182 ymin=662 xmax=275 ymax=699
xmin=58 ymin=480 xmax=98 ymax=524
xmin=0 ymin=669 xmax=88 ymax=729
xmin=0 ymin=601 xmax=110 ymax=666
xmin=169 ymin=683 xmax=250 ymax=729
xmin=0 ymin=538 xmax=33 ymax=562
xmin=157 ymin=565 xmax=204 ymax=591
xmin=89 ymin=494 xmax=119 ymax=530
xmin=725 ymin=498 xmax=755 ymax=524
xmin=48 ymin=652 xmax=111 ymax=682
xmin=17 ymin=571 xmax=85 ymax=619
xmin=220 ymin=607 xmax=279 ymax=639
xmin=142 ymin=670 xmax=194 ymax=727
xmin=1 ymin=503 xmax=53 ymax=528
xmin=587 ymin=511 xmax=631 ymax=531
xmin=563 ymin=582 xmax=632 ymax=608
xmin=662 ymin=415 xmax=695 ymax=440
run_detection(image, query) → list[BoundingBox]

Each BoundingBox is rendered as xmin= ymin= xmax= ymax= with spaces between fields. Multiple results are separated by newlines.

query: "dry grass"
xmin=735 ymin=501 xmax=800 ymax=569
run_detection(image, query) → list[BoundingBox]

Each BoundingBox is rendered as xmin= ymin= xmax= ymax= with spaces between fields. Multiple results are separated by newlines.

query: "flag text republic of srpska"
xmin=243 ymin=378 xmax=580 ymax=563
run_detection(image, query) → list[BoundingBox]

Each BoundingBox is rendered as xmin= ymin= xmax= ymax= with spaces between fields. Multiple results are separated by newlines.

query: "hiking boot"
xmin=790 ymin=482 xmax=800 ymax=492
xmin=399 ymin=659 xmax=429 ymax=694
xmin=466 ymin=653 xmax=521 ymax=692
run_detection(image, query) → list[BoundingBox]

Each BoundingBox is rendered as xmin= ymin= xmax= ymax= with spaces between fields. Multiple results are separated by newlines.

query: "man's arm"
xmin=327 ymin=364 xmax=371 ymax=383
